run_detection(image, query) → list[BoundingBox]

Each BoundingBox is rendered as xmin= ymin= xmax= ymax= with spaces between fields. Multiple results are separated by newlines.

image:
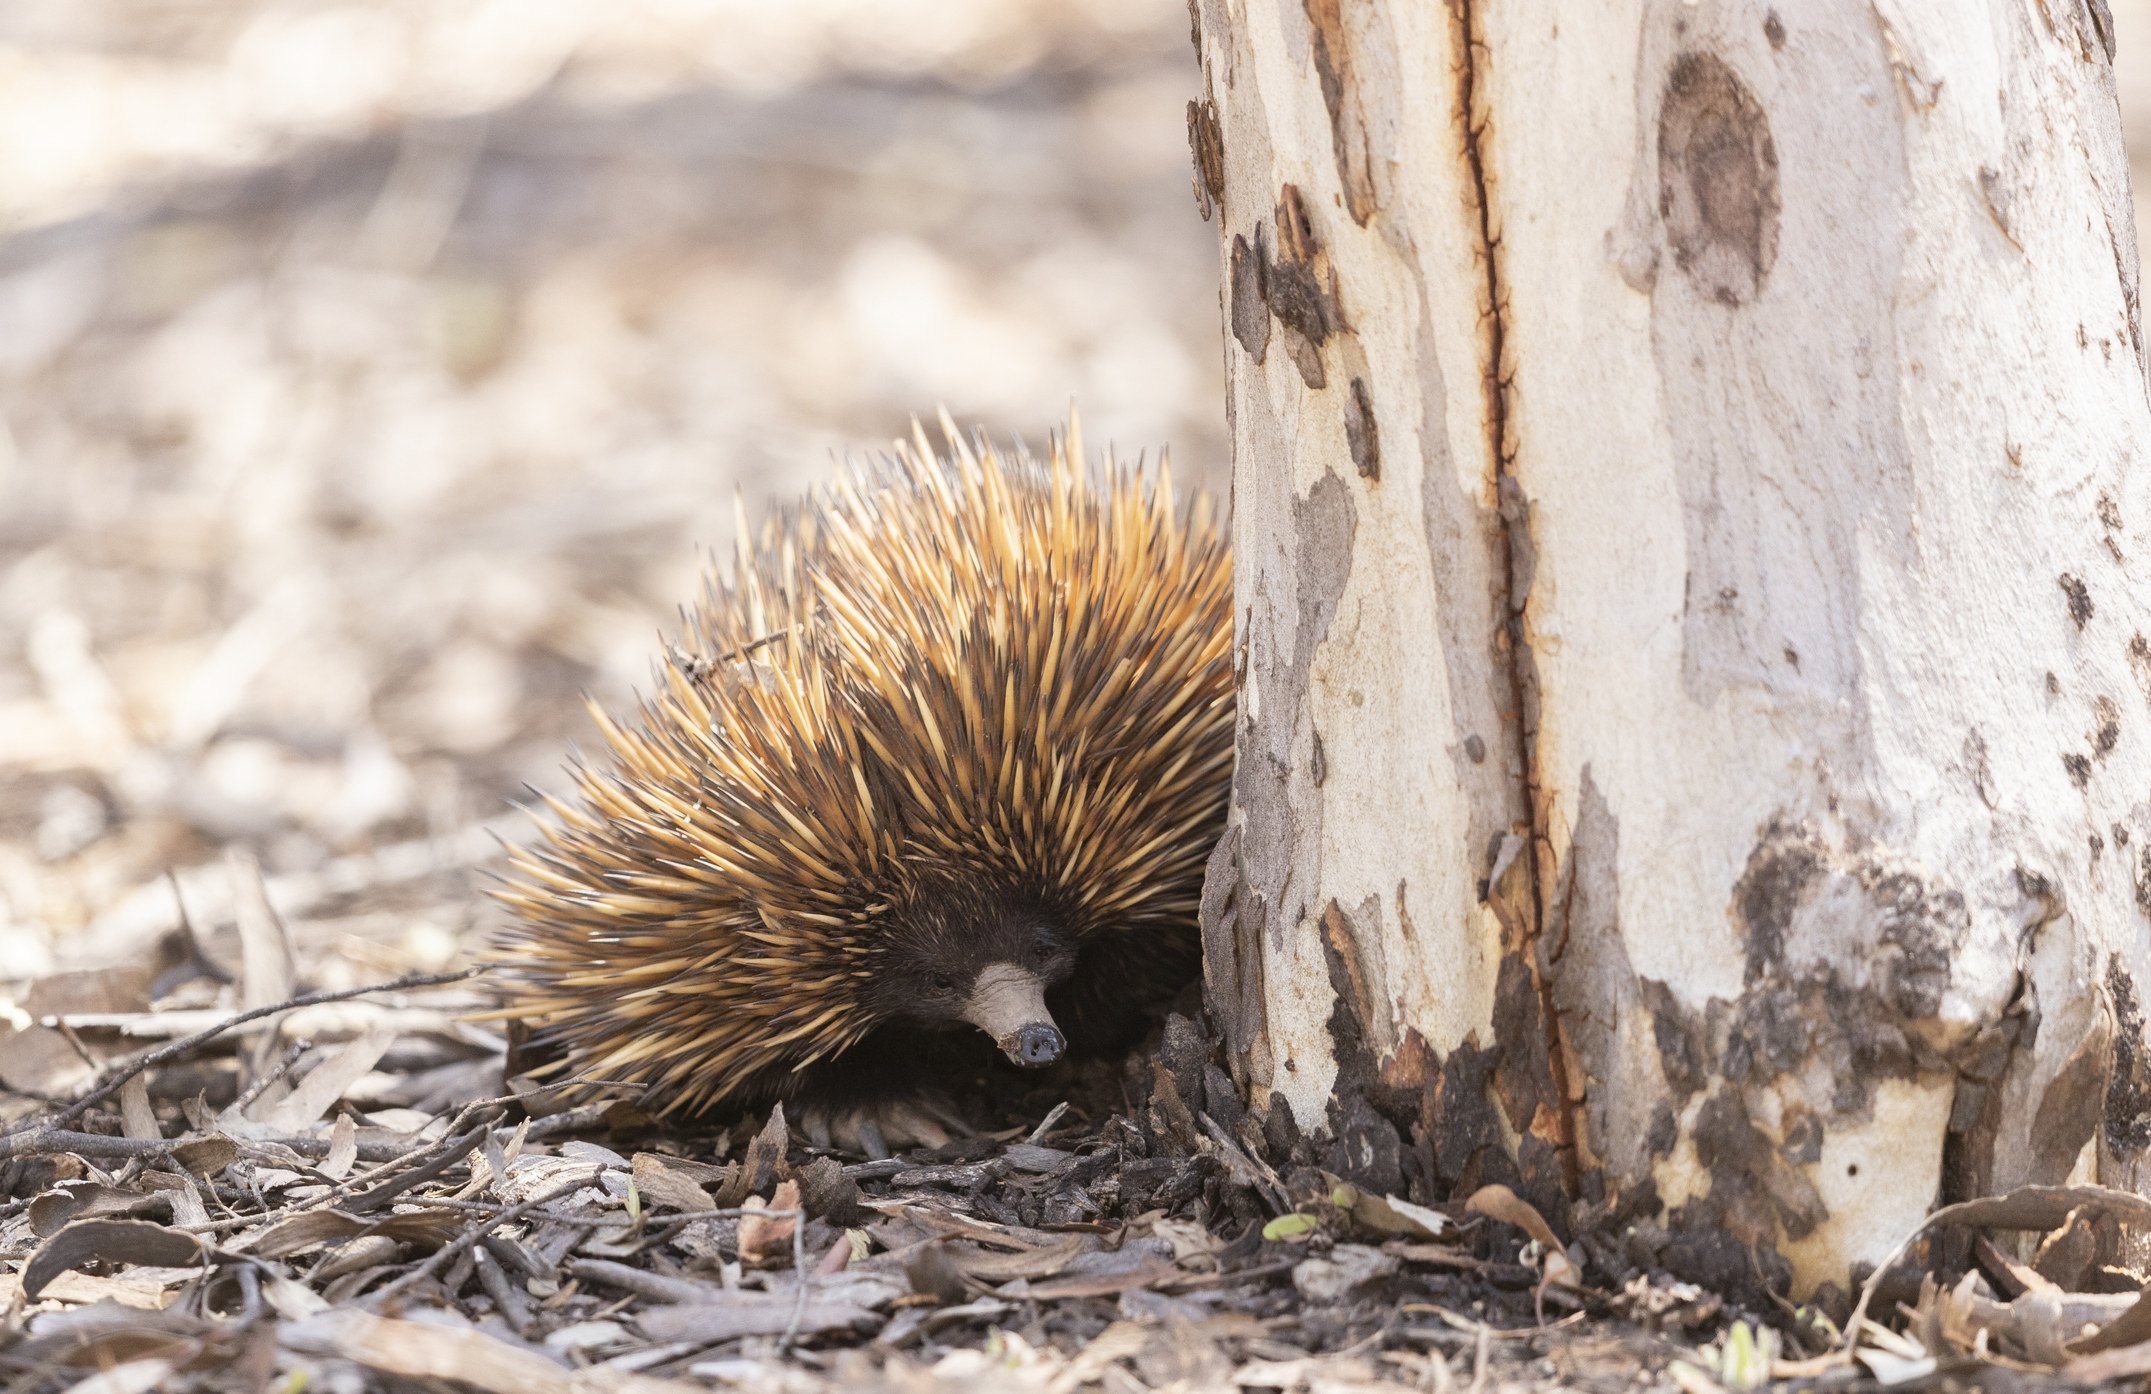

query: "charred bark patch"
xmin=1937 ymin=995 xmax=2037 ymax=1204
xmin=1344 ymin=376 xmax=1380 ymax=479
xmin=1310 ymin=897 xmax=1565 ymax=1221
xmin=1187 ymin=97 xmax=1224 ymax=221
xmin=1388 ymin=1026 xmax=1531 ymax=1211
xmin=1304 ymin=0 xmax=1379 ymax=225
xmin=1690 ymin=1088 xmax=1828 ymax=1242
xmin=1198 ymin=827 xmax=1266 ymax=1088
xmin=1730 ymin=819 xmax=1964 ymax=1029
xmin=1646 ymin=1101 xmax=1678 ymax=1156
xmin=1229 ymin=232 xmax=1270 ymax=362
xmin=2104 ymin=957 xmax=2151 ymax=1154
xmin=1657 ymin=52 xmax=1780 ymax=306
xmin=1313 ymin=901 xmax=1409 ymax=1199
xmin=1733 ymin=820 xmax=1822 ymax=985
xmin=1641 ymin=978 xmax=1708 ymax=1102
xmin=1663 ymin=1194 xmax=1795 ymax=1312
xmin=1268 ymin=185 xmax=1340 ymax=388
xmin=2025 ymin=1009 xmax=2110 ymax=1183
xmin=2093 ymin=695 xmax=2121 ymax=758
xmin=1868 ymin=870 xmax=1961 ymax=1019
xmin=2060 ymin=572 xmax=2094 ymax=628
xmin=1624 ymin=817 xmax=2044 ymax=1291
xmin=1780 ymin=1105 xmax=1823 ymax=1164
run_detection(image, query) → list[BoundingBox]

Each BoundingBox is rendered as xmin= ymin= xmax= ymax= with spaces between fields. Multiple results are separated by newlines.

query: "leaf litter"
xmin=6 ymin=874 xmax=2151 ymax=1394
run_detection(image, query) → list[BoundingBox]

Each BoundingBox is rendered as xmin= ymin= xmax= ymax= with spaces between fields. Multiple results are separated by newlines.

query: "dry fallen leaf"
xmin=118 ymin=1073 xmax=159 ymax=1141
xmin=1153 ymin=1217 xmax=1222 ymax=1269
xmin=321 ymin=1113 xmax=357 ymax=1180
xmin=261 ymin=1026 xmax=396 ymax=1130
xmin=632 ymin=1152 xmax=715 ymax=1213
xmin=738 ymin=1179 xmax=801 ymax=1266
xmin=635 ymin=1292 xmax=880 ymax=1343
xmin=23 ymin=1219 xmax=210 ymax=1300
xmin=1465 ymin=1182 xmax=1580 ymax=1289
xmin=283 ymin=1307 xmax=695 ymax=1394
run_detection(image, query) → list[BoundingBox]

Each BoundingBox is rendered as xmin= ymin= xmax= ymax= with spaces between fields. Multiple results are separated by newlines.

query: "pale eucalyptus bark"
xmin=1192 ymin=0 xmax=2151 ymax=1296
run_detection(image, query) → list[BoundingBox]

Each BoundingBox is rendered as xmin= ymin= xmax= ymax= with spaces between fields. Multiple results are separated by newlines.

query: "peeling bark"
xmin=1194 ymin=0 xmax=2151 ymax=1296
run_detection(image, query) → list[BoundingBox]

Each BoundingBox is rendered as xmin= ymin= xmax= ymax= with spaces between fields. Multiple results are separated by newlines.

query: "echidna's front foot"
xmin=793 ymin=1096 xmax=974 ymax=1159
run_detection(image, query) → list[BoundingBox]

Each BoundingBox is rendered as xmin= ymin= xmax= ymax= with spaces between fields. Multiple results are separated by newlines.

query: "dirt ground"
xmin=7 ymin=3 xmax=2151 ymax=1391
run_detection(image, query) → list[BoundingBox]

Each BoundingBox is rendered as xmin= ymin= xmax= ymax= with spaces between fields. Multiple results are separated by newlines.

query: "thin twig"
xmin=1026 ymin=1101 xmax=1070 ymax=1146
xmin=371 ymin=1198 xmax=616 ymax=1226
xmin=19 ymin=968 xmax=478 ymax=1135
xmin=0 ymin=1128 xmax=418 ymax=1164
xmin=780 ymin=1205 xmax=809 ymax=1354
xmin=228 ymin=1038 xmax=313 ymax=1117
xmin=344 ymin=1109 xmax=502 ymax=1215
xmin=1840 ymin=1195 xmax=2006 ymax=1355
xmin=368 ymin=1175 xmax=592 ymax=1306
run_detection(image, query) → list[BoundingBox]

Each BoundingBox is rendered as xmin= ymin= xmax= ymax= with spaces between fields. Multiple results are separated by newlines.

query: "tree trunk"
xmin=1190 ymin=0 xmax=2151 ymax=1298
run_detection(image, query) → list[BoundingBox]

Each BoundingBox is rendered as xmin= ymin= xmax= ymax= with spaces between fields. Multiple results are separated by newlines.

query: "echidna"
xmin=489 ymin=417 xmax=1233 ymax=1149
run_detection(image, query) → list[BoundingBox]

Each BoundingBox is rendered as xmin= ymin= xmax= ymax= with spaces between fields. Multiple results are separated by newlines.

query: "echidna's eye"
xmin=931 ymin=972 xmax=954 ymax=991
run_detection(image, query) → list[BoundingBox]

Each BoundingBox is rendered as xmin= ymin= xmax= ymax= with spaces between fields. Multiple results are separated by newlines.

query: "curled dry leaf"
xmin=310 ymin=1234 xmax=399 ymax=1283
xmin=1463 ymin=1184 xmax=1558 ymax=1248
xmin=243 ymin=1208 xmax=461 ymax=1260
xmin=2069 ymin=1286 xmax=2151 ymax=1356
xmin=133 ymin=1171 xmax=209 ymax=1228
xmin=30 ymin=1183 xmax=164 ymax=1238
xmin=23 ymin=1219 xmax=210 ymax=1301
xmin=737 ymin=1179 xmax=801 ymax=1266
xmin=1327 ymin=1179 xmax=1455 ymax=1241
xmin=946 ymin=1234 xmax=1089 ymax=1282
xmin=1465 ymin=1183 xmax=1579 ymax=1288
xmin=229 ymin=847 xmax=296 ymax=1014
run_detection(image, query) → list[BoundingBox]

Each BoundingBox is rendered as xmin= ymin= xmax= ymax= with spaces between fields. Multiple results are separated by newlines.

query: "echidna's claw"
xmin=790 ymin=1098 xmax=974 ymax=1157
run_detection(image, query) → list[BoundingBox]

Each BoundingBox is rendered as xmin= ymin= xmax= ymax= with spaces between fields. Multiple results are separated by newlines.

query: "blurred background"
xmin=2 ymin=1 xmax=2151 ymax=1003
xmin=0 ymin=0 xmax=1223 ymax=999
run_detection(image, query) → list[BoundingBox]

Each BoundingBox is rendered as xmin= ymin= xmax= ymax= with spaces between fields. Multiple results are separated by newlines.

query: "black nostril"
xmin=1014 ymin=1022 xmax=1064 ymax=1066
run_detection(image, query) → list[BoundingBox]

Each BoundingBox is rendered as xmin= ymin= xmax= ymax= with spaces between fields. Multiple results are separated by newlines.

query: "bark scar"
xmin=1447 ymin=0 xmax=1577 ymax=1196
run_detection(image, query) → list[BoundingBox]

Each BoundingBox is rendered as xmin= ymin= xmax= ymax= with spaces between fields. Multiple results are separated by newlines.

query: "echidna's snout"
xmin=963 ymin=962 xmax=1065 ymax=1068
xmin=1012 ymin=1021 xmax=1065 ymax=1065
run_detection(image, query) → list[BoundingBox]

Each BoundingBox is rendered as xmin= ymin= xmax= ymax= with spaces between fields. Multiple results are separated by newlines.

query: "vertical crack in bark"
xmin=1447 ymin=0 xmax=1579 ymax=1196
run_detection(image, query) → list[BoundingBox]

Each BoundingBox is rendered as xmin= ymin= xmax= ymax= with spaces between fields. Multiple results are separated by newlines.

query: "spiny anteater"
xmin=489 ymin=417 xmax=1232 ymax=1149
